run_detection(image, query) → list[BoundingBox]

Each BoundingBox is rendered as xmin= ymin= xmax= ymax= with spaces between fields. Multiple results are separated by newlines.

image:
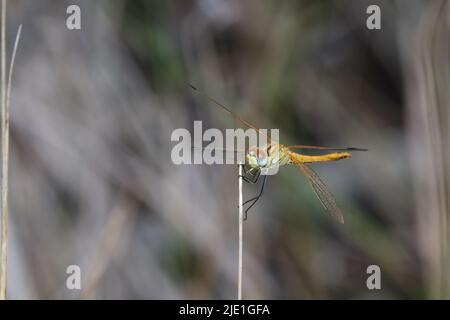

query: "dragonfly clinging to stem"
xmin=189 ymin=84 xmax=367 ymax=223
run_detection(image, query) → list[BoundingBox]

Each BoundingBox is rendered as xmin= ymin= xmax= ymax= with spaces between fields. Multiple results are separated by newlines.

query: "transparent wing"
xmin=296 ymin=161 xmax=345 ymax=224
xmin=287 ymin=145 xmax=367 ymax=152
xmin=189 ymin=84 xmax=275 ymax=144
xmin=191 ymin=147 xmax=246 ymax=163
xmin=191 ymin=146 xmax=246 ymax=154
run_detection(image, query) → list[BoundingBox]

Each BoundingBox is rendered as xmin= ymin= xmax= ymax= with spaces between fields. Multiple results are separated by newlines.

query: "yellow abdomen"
xmin=290 ymin=151 xmax=352 ymax=164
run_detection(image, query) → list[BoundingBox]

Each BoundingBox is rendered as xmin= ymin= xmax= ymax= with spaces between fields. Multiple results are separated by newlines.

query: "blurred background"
xmin=3 ymin=0 xmax=450 ymax=299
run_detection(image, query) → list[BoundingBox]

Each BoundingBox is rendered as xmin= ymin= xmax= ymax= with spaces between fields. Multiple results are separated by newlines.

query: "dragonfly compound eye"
xmin=257 ymin=157 xmax=268 ymax=167
xmin=247 ymin=147 xmax=269 ymax=168
xmin=255 ymin=148 xmax=268 ymax=167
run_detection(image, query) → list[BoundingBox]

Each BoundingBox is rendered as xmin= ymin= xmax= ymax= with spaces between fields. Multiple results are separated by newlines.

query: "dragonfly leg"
xmin=243 ymin=175 xmax=267 ymax=220
xmin=240 ymin=168 xmax=260 ymax=184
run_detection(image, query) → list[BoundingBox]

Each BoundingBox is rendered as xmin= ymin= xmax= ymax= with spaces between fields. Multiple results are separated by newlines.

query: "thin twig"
xmin=0 ymin=0 xmax=21 ymax=299
xmin=0 ymin=0 xmax=7 ymax=300
xmin=238 ymin=163 xmax=243 ymax=300
xmin=7 ymin=25 xmax=22 ymax=117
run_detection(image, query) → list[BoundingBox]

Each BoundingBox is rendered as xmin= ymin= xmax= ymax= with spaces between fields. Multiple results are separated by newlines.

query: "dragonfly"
xmin=189 ymin=85 xmax=367 ymax=223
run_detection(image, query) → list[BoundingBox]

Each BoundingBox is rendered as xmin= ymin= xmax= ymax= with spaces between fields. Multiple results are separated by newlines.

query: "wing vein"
xmin=296 ymin=161 xmax=345 ymax=224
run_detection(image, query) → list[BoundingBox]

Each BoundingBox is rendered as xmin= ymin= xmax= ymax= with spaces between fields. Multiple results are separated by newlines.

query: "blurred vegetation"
xmin=5 ymin=0 xmax=450 ymax=299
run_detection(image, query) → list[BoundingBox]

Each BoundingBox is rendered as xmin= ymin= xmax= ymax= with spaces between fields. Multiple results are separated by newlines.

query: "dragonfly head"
xmin=246 ymin=146 xmax=268 ymax=168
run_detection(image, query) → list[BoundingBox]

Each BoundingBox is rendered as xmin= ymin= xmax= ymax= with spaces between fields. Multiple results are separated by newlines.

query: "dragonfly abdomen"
xmin=289 ymin=151 xmax=352 ymax=164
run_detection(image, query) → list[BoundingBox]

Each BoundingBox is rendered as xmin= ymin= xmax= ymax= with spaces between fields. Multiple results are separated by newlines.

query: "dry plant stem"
xmin=0 ymin=0 xmax=7 ymax=300
xmin=0 ymin=0 xmax=21 ymax=299
xmin=238 ymin=163 xmax=243 ymax=300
